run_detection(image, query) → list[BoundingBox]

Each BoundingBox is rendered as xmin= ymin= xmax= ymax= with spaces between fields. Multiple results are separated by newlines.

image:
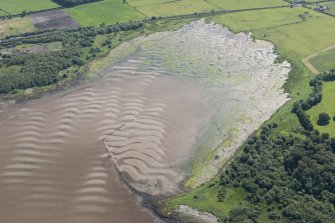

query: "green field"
xmin=0 ymin=17 xmax=36 ymax=38
xmin=65 ymin=0 xmax=145 ymax=26
xmin=307 ymin=82 xmax=335 ymax=136
xmin=0 ymin=65 xmax=21 ymax=76
xmin=323 ymin=1 xmax=335 ymax=15
xmin=168 ymin=180 xmax=250 ymax=221
xmin=253 ymin=10 xmax=335 ymax=59
xmin=0 ymin=0 xmax=58 ymax=15
xmin=112 ymin=0 xmax=287 ymax=18
xmin=168 ymin=178 xmax=279 ymax=222
xmin=14 ymin=41 xmax=63 ymax=53
xmin=127 ymin=0 xmax=172 ymax=7
xmin=134 ymin=0 xmax=218 ymax=17
xmin=211 ymin=8 xmax=335 ymax=59
xmin=308 ymin=47 xmax=335 ymax=72
xmin=0 ymin=9 xmax=10 ymax=16
xmin=207 ymin=0 xmax=287 ymax=10
xmin=210 ymin=7 xmax=305 ymax=32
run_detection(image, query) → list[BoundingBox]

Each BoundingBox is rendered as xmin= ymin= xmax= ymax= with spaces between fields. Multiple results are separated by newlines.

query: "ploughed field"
xmin=0 ymin=20 xmax=290 ymax=222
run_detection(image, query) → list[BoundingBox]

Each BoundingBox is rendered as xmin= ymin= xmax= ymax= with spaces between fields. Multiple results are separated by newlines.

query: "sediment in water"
xmin=0 ymin=19 xmax=291 ymax=222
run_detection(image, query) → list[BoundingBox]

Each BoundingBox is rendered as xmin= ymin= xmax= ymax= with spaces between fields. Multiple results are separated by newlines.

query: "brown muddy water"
xmin=0 ymin=20 xmax=291 ymax=223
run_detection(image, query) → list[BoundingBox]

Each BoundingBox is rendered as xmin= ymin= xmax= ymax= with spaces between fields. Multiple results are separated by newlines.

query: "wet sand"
xmin=0 ymin=20 xmax=291 ymax=222
xmin=0 ymin=54 xmax=205 ymax=222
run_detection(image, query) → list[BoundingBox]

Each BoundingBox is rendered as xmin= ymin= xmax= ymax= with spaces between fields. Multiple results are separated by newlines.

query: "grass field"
xmin=322 ymin=1 xmax=335 ymax=15
xmin=168 ymin=179 xmax=250 ymax=220
xmin=308 ymin=47 xmax=335 ymax=73
xmin=0 ymin=9 xmax=10 ymax=16
xmin=253 ymin=10 xmax=335 ymax=59
xmin=127 ymin=0 xmax=172 ymax=7
xmin=211 ymin=8 xmax=335 ymax=59
xmin=0 ymin=0 xmax=58 ymax=15
xmin=65 ymin=0 xmax=145 ymax=26
xmin=307 ymin=82 xmax=335 ymax=136
xmin=210 ymin=7 xmax=305 ymax=32
xmin=0 ymin=17 xmax=36 ymax=38
xmin=252 ymin=8 xmax=335 ymax=75
xmin=206 ymin=0 xmax=287 ymax=10
xmin=0 ymin=65 xmax=21 ymax=76
xmin=134 ymin=0 xmax=218 ymax=17
xmin=168 ymin=179 xmax=279 ymax=222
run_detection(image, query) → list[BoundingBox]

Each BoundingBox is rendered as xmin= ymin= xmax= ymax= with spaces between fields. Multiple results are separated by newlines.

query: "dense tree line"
xmin=52 ymin=0 xmax=101 ymax=7
xmin=292 ymin=70 xmax=335 ymax=130
xmin=0 ymin=22 xmax=143 ymax=93
xmin=218 ymin=123 xmax=335 ymax=222
xmin=211 ymin=71 xmax=335 ymax=222
xmin=0 ymin=49 xmax=83 ymax=93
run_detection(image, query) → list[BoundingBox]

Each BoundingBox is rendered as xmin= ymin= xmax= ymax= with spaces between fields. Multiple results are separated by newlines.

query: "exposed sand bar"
xmin=0 ymin=20 xmax=290 ymax=222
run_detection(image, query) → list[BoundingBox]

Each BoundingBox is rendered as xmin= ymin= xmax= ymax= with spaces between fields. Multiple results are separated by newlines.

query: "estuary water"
xmin=0 ymin=20 xmax=290 ymax=222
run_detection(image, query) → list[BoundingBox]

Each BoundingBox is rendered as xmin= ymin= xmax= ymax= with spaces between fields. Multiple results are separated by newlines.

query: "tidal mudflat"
xmin=0 ymin=20 xmax=290 ymax=222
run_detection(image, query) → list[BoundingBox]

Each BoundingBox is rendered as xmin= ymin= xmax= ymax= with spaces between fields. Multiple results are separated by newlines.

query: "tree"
xmin=21 ymin=10 xmax=26 ymax=17
xmin=317 ymin=113 xmax=331 ymax=126
xmin=228 ymin=207 xmax=259 ymax=223
xmin=53 ymin=0 xmax=99 ymax=7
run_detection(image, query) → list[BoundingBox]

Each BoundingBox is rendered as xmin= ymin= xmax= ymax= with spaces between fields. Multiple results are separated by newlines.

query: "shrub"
xmin=317 ymin=113 xmax=330 ymax=126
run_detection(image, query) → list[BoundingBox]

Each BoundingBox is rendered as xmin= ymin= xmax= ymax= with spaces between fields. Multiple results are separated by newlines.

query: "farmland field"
xmin=208 ymin=7 xmax=335 ymax=93
xmin=0 ymin=17 xmax=36 ymax=38
xmin=65 ymin=0 xmax=145 ymax=26
xmin=0 ymin=9 xmax=10 ymax=16
xmin=29 ymin=10 xmax=79 ymax=31
xmin=0 ymin=0 xmax=58 ymax=15
xmin=307 ymin=82 xmax=335 ymax=136
xmin=308 ymin=47 xmax=335 ymax=73
xmin=210 ymin=7 xmax=305 ymax=32
xmin=133 ymin=0 xmax=218 ymax=17
xmin=206 ymin=0 xmax=287 ymax=10
xmin=127 ymin=0 xmax=172 ymax=7
xmin=252 ymin=10 xmax=335 ymax=59
xmin=211 ymin=8 xmax=335 ymax=59
xmin=322 ymin=1 xmax=335 ymax=15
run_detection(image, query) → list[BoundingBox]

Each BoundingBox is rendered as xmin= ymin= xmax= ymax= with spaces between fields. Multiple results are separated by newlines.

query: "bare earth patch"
xmin=0 ymin=17 xmax=36 ymax=39
xmin=18 ymin=42 xmax=63 ymax=54
xmin=28 ymin=9 xmax=79 ymax=31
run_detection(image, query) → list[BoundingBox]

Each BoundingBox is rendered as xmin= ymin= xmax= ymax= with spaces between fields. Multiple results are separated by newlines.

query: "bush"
xmin=317 ymin=113 xmax=331 ymax=126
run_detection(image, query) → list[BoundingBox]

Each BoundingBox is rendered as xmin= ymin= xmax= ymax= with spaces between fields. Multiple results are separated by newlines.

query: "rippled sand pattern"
xmin=0 ymin=55 xmax=203 ymax=222
xmin=0 ymin=20 xmax=290 ymax=222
